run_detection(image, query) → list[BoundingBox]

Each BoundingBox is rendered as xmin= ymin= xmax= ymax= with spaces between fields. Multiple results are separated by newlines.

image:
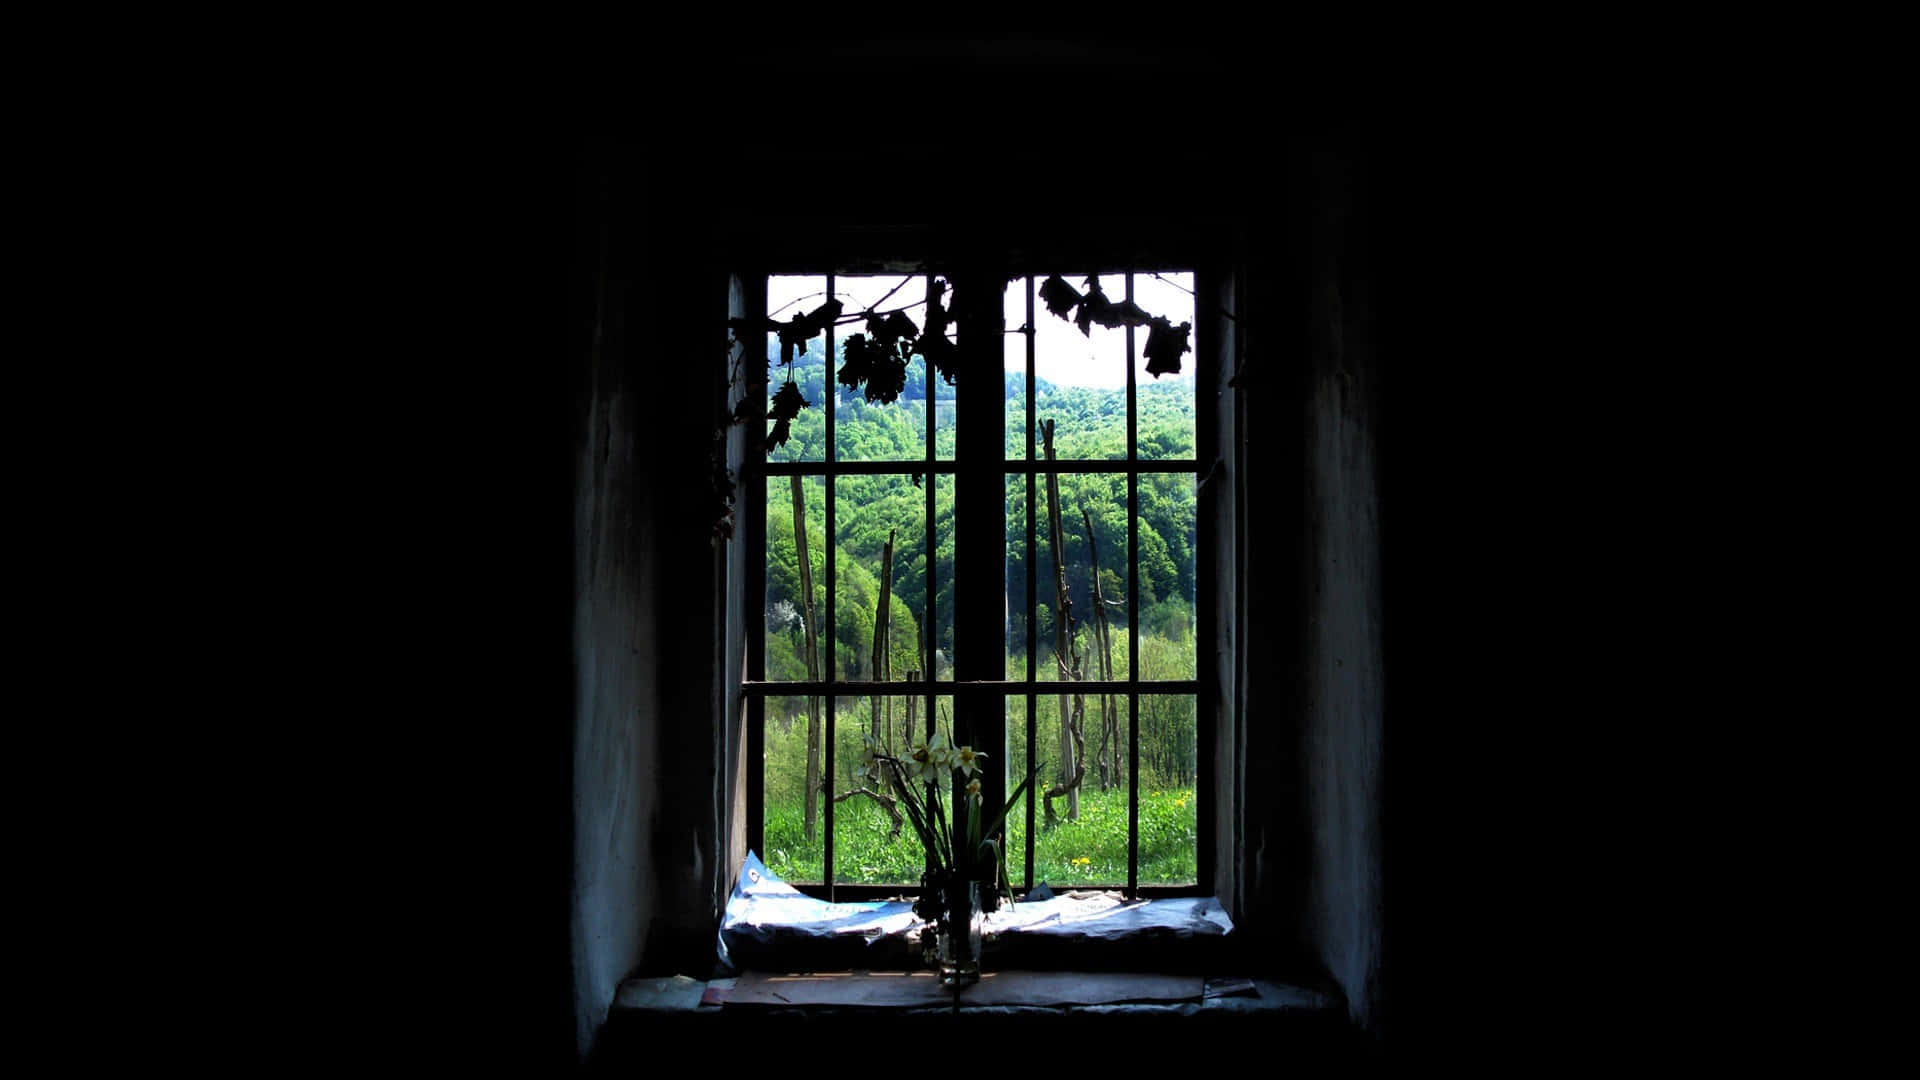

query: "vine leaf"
xmin=864 ymin=354 xmax=908 ymax=404
xmin=775 ymin=299 xmax=844 ymax=368
xmin=1113 ymin=298 xmax=1153 ymax=327
xmin=764 ymin=379 xmax=810 ymax=454
xmin=839 ymin=333 xmax=876 ymax=393
xmin=1143 ymin=317 xmax=1192 ymax=378
xmin=917 ymin=278 xmax=960 ymax=384
xmin=1074 ymin=277 xmax=1122 ymax=335
xmin=919 ymin=330 xmax=958 ymax=385
xmin=804 ymin=298 xmax=844 ymax=332
xmin=869 ymin=310 xmax=919 ymax=357
xmin=1039 ymin=275 xmax=1082 ymax=320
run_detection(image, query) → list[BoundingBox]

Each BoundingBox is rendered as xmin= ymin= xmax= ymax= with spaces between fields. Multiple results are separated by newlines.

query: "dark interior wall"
xmin=569 ymin=255 xmax=656 ymax=1056
xmin=568 ymin=154 xmax=742 ymax=1058
xmin=1300 ymin=154 xmax=1384 ymax=1030
xmin=553 ymin=42 xmax=1402 ymax=1058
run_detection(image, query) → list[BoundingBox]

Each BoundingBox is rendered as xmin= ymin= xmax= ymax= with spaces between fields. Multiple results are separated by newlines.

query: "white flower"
xmin=965 ymin=778 xmax=982 ymax=806
xmin=928 ymin=730 xmax=952 ymax=769
xmin=953 ymin=745 xmax=985 ymax=777
xmin=907 ymin=736 xmax=943 ymax=784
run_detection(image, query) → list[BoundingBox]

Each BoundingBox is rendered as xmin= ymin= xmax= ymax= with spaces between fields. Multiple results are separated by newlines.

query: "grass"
xmin=764 ymin=783 xmax=1196 ymax=889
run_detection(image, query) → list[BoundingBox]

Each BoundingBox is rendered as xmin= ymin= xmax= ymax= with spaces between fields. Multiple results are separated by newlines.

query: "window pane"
xmin=833 ymin=693 xmax=953 ymax=886
xmin=835 ymin=474 xmax=945 ymax=681
xmin=1003 ymin=693 xmax=1031 ymax=891
xmin=1004 ymin=277 xmax=1028 ymax=461
xmin=763 ymin=693 xmax=824 ymax=885
xmin=1132 ymin=271 xmax=1198 ymax=461
xmin=934 ymin=318 xmax=956 ymax=462
xmin=767 ymin=276 xmax=827 ymax=463
xmin=1136 ymin=694 xmax=1198 ymax=886
xmin=1004 ymin=474 xmax=1031 ymax=680
xmin=1032 ymin=689 xmax=1130 ymax=886
xmin=1033 ymin=471 xmax=1129 ymax=684
xmin=764 ymin=476 xmax=825 ymax=682
xmin=1136 ymin=473 xmax=1197 ymax=681
xmin=932 ymin=471 xmax=955 ymax=678
xmin=1033 ymin=272 xmax=1128 ymax=461
xmin=834 ymin=274 xmax=931 ymax=463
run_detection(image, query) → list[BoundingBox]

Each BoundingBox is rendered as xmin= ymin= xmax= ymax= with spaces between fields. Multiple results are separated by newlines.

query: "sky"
xmin=768 ymin=273 xmax=1196 ymax=392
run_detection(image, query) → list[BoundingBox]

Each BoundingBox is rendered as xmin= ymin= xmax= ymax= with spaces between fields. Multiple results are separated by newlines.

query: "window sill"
xmin=597 ymin=973 xmax=1362 ymax=1062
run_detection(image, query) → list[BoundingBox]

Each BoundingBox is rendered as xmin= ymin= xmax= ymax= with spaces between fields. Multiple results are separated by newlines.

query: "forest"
xmin=761 ymin=335 xmax=1200 ymax=889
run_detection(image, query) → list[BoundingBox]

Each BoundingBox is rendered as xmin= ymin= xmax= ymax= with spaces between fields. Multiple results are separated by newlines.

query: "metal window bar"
xmin=823 ymin=272 xmax=836 ymax=899
xmin=1024 ymin=272 xmax=1037 ymax=893
xmin=1126 ymin=274 xmax=1140 ymax=897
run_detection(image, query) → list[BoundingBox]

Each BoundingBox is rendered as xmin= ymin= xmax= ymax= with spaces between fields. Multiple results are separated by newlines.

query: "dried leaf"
xmin=764 ymin=379 xmax=811 ymax=453
xmin=864 ymin=354 xmax=908 ymax=404
xmin=1113 ymin=299 xmax=1153 ymax=327
xmin=1143 ymin=316 xmax=1192 ymax=378
xmin=763 ymin=416 xmax=792 ymax=455
xmin=803 ymin=298 xmax=844 ymax=333
xmin=777 ymin=311 xmax=813 ymax=352
xmin=1074 ymin=278 xmax=1120 ymax=336
xmin=919 ymin=330 xmax=958 ymax=385
xmin=869 ymin=309 xmax=919 ymax=355
xmin=839 ymin=334 xmax=875 ymax=393
xmin=1039 ymin=275 xmax=1082 ymax=320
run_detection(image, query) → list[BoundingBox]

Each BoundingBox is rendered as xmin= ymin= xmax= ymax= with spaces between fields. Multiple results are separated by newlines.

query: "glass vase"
xmin=936 ymin=880 xmax=983 ymax=988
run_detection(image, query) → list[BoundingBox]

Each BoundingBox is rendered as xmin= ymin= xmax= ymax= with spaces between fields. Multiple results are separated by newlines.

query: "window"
xmin=741 ymin=270 xmax=1211 ymax=901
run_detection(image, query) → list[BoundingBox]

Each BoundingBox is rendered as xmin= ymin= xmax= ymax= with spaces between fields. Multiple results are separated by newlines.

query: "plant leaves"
xmin=918 ymin=330 xmax=959 ymax=385
xmin=1039 ymin=274 xmax=1082 ymax=320
xmin=803 ymin=298 xmax=844 ymax=333
xmin=1074 ymin=277 xmax=1121 ymax=335
xmin=864 ymin=354 xmax=908 ymax=404
xmin=838 ymin=333 xmax=874 ymax=393
xmin=763 ymin=379 xmax=810 ymax=454
xmin=1113 ymin=298 xmax=1153 ymax=327
xmin=1143 ymin=316 xmax=1192 ymax=378
xmin=869 ymin=309 xmax=919 ymax=356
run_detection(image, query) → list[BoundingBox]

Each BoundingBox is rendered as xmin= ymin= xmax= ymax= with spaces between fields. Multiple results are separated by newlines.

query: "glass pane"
xmin=763 ymin=693 xmax=824 ymax=884
xmin=834 ymin=474 xmax=938 ymax=681
xmin=833 ymin=693 xmax=953 ymax=886
xmin=766 ymin=275 xmax=827 ymax=463
xmin=764 ymin=476 xmax=825 ymax=681
xmin=1031 ymin=687 xmax=1130 ymax=887
xmin=1033 ymin=272 xmax=1128 ymax=461
xmin=1003 ymin=694 xmax=1032 ymax=891
xmin=1004 ymin=474 xmax=1031 ymax=680
xmin=1004 ymin=276 xmax=1028 ymax=460
xmin=927 ymin=276 xmax=957 ymax=461
xmin=931 ymin=472 xmax=955 ymax=679
xmin=1136 ymin=694 xmax=1198 ymax=886
xmin=1132 ymin=271 xmax=1198 ymax=460
xmin=834 ymin=274 xmax=931 ymax=463
xmin=1034 ymin=471 xmax=1129 ymax=684
xmin=1136 ymin=473 xmax=1197 ymax=681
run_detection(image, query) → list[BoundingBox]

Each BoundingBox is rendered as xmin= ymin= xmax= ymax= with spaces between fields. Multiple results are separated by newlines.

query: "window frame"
xmin=738 ymin=267 xmax=1218 ymax=904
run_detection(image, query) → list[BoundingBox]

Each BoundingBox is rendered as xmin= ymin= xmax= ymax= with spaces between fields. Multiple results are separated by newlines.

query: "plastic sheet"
xmin=718 ymin=852 xmax=1232 ymax=973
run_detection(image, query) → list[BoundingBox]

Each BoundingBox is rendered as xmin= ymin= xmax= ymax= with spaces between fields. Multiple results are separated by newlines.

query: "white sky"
xmin=769 ymin=273 xmax=1196 ymax=391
